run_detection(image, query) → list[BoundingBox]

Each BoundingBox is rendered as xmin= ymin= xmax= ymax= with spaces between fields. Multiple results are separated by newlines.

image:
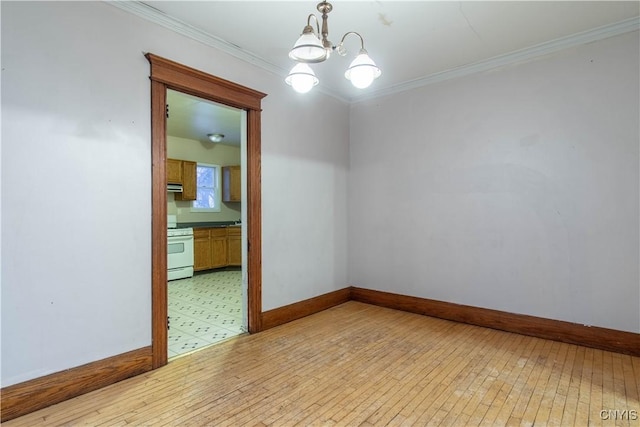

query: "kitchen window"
xmin=191 ymin=163 xmax=221 ymax=212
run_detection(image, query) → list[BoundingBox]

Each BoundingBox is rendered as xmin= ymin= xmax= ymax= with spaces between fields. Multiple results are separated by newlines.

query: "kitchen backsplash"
xmin=168 ymin=192 xmax=241 ymax=223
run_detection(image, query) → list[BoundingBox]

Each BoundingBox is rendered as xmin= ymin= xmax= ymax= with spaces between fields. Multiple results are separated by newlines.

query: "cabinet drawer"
xmin=194 ymin=228 xmax=210 ymax=239
xmin=227 ymin=226 xmax=241 ymax=236
xmin=210 ymin=228 xmax=227 ymax=238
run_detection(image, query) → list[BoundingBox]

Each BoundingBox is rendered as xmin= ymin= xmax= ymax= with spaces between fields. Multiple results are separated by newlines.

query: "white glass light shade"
xmin=289 ymin=32 xmax=327 ymax=63
xmin=344 ymin=50 xmax=381 ymax=89
xmin=285 ymin=63 xmax=319 ymax=94
xmin=207 ymin=133 xmax=224 ymax=143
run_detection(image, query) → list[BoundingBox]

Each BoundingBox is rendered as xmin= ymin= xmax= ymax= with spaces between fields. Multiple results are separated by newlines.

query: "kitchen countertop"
xmin=177 ymin=221 xmax=240 ymax=228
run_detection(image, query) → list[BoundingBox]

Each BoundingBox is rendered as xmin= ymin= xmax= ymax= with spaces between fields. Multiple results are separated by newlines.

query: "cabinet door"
xmin=167 ymin=159 xmax=182 ymax=184
xmin=193 ymin=229 xmax=212 ymax=271
xmin=175 ymin=160 xmax=197 ymax=201
xmin=211 ymin=230 xmax=228 ymax=268
xmin=227 ymin=227 xmax=241 ymax=266
xmin=222 ymin=166 xmax=241 ymax=202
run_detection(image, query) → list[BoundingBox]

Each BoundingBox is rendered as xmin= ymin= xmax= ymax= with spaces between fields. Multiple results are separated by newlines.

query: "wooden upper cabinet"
xmin=166 ymin=158 xmax=182 ymax=184
xmin=223 ymin=166 xmax=241 ymax=202
xmin=175 ymin=160 xmax=196 ymax=201
xmin=168 ymin=158 xmax=196 ymax=201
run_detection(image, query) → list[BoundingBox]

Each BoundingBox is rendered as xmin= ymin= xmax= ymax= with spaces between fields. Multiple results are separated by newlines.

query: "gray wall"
xmin=348 ymin=31 xmax=640 ymax=333
xmin=1 ymin=1 xmax=349 ymax=387
xmin=2 ymin=0 xmax=637 ymax=391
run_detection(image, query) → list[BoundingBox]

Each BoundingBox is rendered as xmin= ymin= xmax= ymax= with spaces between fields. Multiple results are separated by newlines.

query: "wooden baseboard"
xmin=261 ymin=288 xmax=352 ymax=330
xmin=350 ymin=287 xmax=640 ymax=357
xmin=1 ymin=346 xmax=153 ymax=422
xmin=4 ymin=286 xmax=638 ymax=422
xmin=263 ymin=286 xmax=640 ymax=356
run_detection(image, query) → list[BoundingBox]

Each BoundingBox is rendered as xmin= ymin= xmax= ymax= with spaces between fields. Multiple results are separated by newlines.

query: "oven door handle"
xmin=168 ymin=235 xmax=193 ymax=242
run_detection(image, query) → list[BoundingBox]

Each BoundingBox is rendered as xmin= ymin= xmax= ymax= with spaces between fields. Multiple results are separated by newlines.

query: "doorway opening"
xmin=166 ymin=90 xmax=247 ymax=358
xmin=147 ymin=53 xmax=267 ymax=368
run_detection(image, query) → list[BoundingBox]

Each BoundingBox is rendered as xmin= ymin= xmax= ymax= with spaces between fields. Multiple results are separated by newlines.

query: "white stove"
xmin=167 ymin=215 xmax=194 ymax=281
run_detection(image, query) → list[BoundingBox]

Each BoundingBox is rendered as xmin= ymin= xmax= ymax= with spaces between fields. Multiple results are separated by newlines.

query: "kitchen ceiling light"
xmin=285 ymin=1 xmax=381 ymax=93
xmin=207 ymin=133 xmax=224 ymax=143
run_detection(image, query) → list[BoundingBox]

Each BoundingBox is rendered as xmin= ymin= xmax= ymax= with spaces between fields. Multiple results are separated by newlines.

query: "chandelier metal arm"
xmin=339 ymin=31 xmax=365 ymax=49
xmin=305 ymin=14 xmax=321 ymax=35
xmin=337 ymin=31 xmax=366 ymax=55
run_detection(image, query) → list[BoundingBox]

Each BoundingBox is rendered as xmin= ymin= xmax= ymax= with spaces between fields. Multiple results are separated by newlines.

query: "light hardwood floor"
xmin=5 ymin=302 xmax=640 ymax=426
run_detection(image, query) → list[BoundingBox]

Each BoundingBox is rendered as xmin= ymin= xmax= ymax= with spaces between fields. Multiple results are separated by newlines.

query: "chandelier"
xmin=285 ymin=1 xmax=381 ymax=94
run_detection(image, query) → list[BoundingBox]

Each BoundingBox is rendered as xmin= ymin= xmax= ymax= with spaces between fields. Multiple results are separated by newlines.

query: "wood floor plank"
xmin=499 ymin=338 xmax=550 ymax=424
xmin=330 ymin=321 xmax=467 ymax=426
xmin=307 ymin=333 xmax=433 ymax=424
xmin=4 ymin=301 xmax=639 ymax=427
xmin=410 ymin=329 xmax=516 ymax=425
xmin=236 ymin=308 xmax=426 ymax=426
xmin=577 ymin=348 xmax=595 ymax=426
xmin=633 ymin=356 xmax=640 ymax=399
xmin=547 ymin=344 xmax=577 ymax=426
xmin=290 ymin=314 xmax=434 ymax=424
xmin=333 ymin=321 xmax=464 ymax=424
xmin=329 ymin=322 xmax=458 ymax=424
xmin=367 ymin=325 xmax=486 ymax=425
xmin=400 ymin=330 xmax=496 ymax=424
xmin=534 ymin=341 xmax=569 ymax=426
xmin=473 ymin=333 xmax=522 ymax=427
xmin=612 ymin=354 xmax=631 ymax=427
xmin=422 ymin=330 xmax=512 ymax=425
xmin=560 ymin=345 xmax=585 ymax=426
xmin=477 ymin=334 xmax=530 ymax=426
xmin=522 ymin=341 xmax=558 ymax=425
xmin=593 ymin=350 xmax=606 ymax=427
xmin=622 ymin=355 xmax=640 ymax=413
xmin=491 ymin=336 xmax=540 ymax=425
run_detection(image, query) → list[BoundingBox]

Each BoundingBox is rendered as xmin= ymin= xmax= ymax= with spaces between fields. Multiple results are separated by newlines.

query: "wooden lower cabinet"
xmin=227 ymin=226 xmax=241 ymax=266
xmin=210 ymin=228 xmax=228 ymax=269
xmin=194 ymin=229 xmax=213 ymax=271
xmin=193 ymin=226 xmax=239 ymax=271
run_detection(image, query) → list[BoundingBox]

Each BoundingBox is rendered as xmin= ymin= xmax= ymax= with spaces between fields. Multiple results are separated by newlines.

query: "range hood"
xmin=167 ymin=183 xmax=183 ymax=193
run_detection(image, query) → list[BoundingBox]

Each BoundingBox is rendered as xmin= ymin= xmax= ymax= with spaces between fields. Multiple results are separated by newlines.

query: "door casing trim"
xmin=146 ymin=53 xmax=267 ymax=368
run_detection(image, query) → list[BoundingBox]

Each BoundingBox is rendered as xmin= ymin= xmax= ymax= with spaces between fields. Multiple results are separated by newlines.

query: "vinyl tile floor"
xmin=168 ymin=269 xmax=245 ymax=358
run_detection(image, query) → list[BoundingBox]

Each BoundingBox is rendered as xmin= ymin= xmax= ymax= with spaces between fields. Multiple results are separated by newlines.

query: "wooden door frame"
xmin=147 ymin=53 xmax=267 ymax=368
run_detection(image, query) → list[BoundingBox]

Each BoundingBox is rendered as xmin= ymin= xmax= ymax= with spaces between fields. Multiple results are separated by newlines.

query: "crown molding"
xmin=351 ymin=16 xmax=640 ymax=103
xmin=108 ymin=1 xmax=638 ymax=105
xmin=106 ymin=0 xmax=349 ymax=103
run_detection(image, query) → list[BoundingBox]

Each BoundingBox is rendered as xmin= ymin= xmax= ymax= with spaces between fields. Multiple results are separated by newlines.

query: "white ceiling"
xmin=167 ymin=89 xmax=242 ymax=145
xmin=136 ymin=1 xmax=638 ymax=101
xmin=127 ymin=1 xmax=638 ymax=142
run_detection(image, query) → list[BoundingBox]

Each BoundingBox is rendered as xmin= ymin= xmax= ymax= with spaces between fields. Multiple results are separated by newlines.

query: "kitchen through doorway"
xmin=166 ymin=89 xmax=248 ymax=358
xmin=148 ymin=53 xmax=265 ymax=369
